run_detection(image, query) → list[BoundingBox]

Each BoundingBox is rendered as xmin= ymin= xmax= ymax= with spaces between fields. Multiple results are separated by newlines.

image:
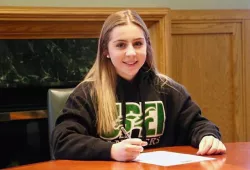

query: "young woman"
xmin=51 ymin=10 xmax=226 ymax=162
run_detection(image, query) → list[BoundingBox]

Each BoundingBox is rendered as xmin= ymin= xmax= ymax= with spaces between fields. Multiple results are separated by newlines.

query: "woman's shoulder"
xmin=70 ymin=81 xmax=95 ymax=99
xmin=153 ymin=73 xmax=189 ymax=97
xmin=76 ymin=80 xmax=94 ymax=89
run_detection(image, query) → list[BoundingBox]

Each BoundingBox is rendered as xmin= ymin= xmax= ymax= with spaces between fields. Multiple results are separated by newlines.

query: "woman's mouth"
xmin=123 ymin=61 xmax=138 ymax=66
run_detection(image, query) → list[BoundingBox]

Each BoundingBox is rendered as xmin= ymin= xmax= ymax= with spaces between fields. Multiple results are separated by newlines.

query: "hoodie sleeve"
xmin=172 ymin=83 xmax=221 ymax=148
xmin=51 ymin=83 xmax=113 ymax=160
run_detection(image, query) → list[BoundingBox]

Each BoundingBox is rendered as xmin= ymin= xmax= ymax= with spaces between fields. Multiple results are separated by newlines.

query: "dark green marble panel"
xmin=0 ymin=39 xmax=97 ymax=87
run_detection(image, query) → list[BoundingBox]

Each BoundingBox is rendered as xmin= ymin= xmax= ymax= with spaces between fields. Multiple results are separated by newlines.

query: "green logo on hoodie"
xmin=100 ymin=101 xmax=166 ymax=140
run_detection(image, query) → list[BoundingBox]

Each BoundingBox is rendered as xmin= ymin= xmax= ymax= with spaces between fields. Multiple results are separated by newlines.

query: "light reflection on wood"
xmin=10 ymin=110 xmax=47 ymax=120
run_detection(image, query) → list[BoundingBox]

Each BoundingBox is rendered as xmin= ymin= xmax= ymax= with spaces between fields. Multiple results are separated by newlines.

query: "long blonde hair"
xmin=83 ymin=10 xmax=158 ymax=134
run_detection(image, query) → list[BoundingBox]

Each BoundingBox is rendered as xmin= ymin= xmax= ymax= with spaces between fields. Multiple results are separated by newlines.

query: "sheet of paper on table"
xmin=134 ymin=151 xmax=215 ymax=167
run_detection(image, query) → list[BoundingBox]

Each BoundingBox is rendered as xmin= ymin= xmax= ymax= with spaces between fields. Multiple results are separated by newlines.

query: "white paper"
xmin=134 ymin=151 xmax=215 ymax=167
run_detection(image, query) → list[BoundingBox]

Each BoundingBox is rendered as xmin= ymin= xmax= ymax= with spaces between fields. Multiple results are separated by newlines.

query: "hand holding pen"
xmin=110 ymin=127 xmax=148 ymax=162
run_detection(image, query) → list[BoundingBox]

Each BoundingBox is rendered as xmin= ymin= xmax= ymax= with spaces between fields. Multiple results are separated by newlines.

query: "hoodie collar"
xmin=116 ymin=66 xmax=154 ymax=87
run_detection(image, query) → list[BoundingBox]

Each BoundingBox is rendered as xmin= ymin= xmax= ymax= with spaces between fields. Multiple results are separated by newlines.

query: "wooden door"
xmin=171 ymin=21 xmax=245 ymax=142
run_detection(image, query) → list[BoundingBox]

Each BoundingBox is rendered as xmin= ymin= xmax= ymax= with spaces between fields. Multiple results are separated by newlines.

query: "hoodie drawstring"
xmin=138 ymin=84 xmax=147 ymax=141
xmin=121 ymin=95 xmax=146 ymax=141
xmin=122 ymin=100 xmax=126 ymax=129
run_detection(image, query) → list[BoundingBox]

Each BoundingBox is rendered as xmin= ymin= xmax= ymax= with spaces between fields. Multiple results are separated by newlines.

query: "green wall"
xmin=0 ymin=0 xmax=249 ymax=9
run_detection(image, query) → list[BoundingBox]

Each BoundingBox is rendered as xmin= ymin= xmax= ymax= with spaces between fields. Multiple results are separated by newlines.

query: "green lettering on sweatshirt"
xmin=100 ymin=101 xmax=166 ymax=140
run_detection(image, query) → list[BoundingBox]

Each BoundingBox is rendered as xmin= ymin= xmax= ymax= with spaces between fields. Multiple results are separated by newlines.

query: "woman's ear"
xmin=103 ymin=50 xmax=110 ymax=58
xmin=103 ymin=50 xmax=109 ymax=58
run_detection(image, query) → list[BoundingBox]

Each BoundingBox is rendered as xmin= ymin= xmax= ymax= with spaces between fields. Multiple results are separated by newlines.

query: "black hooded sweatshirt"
xmin=51 ymin=69 xmax=221 ymax=160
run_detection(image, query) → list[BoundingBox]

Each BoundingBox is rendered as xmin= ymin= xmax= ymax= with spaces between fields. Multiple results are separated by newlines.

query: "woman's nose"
xmin=125 ymin=45 xmax=136 ymax=56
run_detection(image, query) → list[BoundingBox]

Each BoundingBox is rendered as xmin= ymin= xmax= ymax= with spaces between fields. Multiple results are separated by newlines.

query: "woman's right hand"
xmin=111 ymin=138 xmax=147 ymax=162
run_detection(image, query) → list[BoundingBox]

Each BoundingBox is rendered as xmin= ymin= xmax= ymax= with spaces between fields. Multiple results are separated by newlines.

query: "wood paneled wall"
xmin=245 ymin=19 xmax=250 ymax=142
xmin=170 ymin=10 xmax=250 ymax=142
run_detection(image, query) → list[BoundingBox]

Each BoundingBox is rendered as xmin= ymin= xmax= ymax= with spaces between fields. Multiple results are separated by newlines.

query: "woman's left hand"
xmin=197 ymin=136 xmax=226 ymax=155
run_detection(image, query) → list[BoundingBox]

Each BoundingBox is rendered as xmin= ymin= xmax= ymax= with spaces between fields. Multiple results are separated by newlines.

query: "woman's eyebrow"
xmin=113 ymin=37 xmax=144 ymax=43
xmin=134 ymin=37 xmax=144 ymax=41
xmin=113 ymin=39 xmax=126 ymax=43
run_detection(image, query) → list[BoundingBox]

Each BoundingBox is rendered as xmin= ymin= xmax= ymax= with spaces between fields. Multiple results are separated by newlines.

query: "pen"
xmin=120 ymin=127 xmax=131 ymax=139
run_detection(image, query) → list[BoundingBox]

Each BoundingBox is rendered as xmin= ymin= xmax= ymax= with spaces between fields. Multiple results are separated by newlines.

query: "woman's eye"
xmin=134 ymin=41 xmax=143 ymax=47
xmin=116 ymin=43 xmax=126 ymax=48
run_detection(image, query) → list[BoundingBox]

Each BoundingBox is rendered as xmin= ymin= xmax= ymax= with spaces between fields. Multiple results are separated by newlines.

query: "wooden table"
xmin=0 ymin=110 xmax=47 ymax=122
xmin=4 ymin=142 xmax=250 ymax=170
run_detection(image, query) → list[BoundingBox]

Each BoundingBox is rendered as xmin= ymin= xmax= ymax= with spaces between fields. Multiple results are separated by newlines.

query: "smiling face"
xmin=107 ymin=23 xmax=147 ymax=81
